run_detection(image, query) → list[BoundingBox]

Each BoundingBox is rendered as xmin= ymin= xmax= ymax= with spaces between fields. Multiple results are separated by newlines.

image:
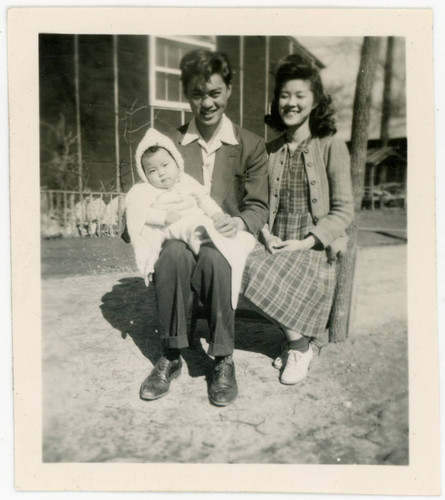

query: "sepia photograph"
xmin=39 ymin=32 xmax=409 ymax=464
xmin=7 ymin=6 xmax=439 ymax=495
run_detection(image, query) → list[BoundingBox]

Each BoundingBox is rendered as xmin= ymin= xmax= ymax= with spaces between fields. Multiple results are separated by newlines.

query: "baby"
xmin=125 ymin=128 xmax=255 ymax=308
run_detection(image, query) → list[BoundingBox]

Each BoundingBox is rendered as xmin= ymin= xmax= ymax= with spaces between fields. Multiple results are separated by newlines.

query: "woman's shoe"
xmin=279 ymin=346 xmax=313 ymax=385
xmin=272 ymin=343 xmax=288 ymax=370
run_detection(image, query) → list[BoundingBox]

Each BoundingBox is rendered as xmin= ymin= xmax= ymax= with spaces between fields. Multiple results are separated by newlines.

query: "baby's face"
xmin=142 ymin=149 xmax=179 ymax=189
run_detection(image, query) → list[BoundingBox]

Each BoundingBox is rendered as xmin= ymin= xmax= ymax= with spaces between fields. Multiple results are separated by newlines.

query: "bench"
xmin=189 ymin=293 xmax=271 ymax=342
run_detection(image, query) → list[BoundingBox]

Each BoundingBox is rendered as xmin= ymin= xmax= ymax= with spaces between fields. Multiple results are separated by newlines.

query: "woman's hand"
xmin=165 ymin=211 xmax=181 ymax=226
xmin=265 ymin=236 xmax=284 ymax=254
xmin=274 ymin=239 xmax=309 ymax=253
xmin=274 ymin=235 xmax=319 ymax=253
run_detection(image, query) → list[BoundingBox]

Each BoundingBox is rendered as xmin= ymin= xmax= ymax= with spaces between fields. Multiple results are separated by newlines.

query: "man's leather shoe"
xmin=208 ymin=356 xmax=238 ymax=406
xmin=140 ymin=356 xmax=182 ymax=400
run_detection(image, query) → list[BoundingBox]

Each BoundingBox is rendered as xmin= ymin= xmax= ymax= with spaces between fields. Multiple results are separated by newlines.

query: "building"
xmin=360 ymin=137 xmax=407 ymax=209
xmin=39 ymin=34 xmax=323 ymax=192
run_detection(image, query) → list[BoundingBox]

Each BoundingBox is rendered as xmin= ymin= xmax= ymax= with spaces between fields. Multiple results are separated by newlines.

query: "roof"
xmin=366 ymin=146 xmax=406 ymax=166
xmin=287 ymin=37 xmax=325 ymax=69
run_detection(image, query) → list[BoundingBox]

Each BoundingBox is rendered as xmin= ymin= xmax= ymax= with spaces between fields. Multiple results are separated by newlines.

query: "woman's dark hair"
xmin=180 ymin=49 xmax=232 ymax=93
xmin=264 ymin=54 xmax=337 ymax=138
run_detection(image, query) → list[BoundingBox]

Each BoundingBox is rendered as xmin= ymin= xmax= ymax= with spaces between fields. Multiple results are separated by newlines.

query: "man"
xmin=140 ymin=49 xmax=269 ymax=406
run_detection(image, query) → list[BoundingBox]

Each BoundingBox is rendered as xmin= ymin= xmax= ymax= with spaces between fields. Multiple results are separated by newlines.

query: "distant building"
xmin=365 ymin=138 xmax=407 ymax=186
xmin=358 ymin=137 xmax=407 ymax=209
xmin=39 ymin=35 xmax=323 ymax=192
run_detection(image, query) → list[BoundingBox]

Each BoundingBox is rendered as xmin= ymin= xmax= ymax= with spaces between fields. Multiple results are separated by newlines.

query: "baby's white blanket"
xmin=126 ymin=181 xmax=254 ymax=309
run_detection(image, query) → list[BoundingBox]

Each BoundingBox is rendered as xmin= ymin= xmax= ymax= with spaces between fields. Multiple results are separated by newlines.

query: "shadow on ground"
xmin=100 ymin=277 xmax=162 ymax=366
xmin=100 ymin=277 xmax=216 ymax=377
xmin=100 ymin=277 xmax=285 ymax=378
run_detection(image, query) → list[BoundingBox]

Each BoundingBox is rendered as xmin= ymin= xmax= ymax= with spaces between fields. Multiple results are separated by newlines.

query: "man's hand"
xmin=212 ymin=213 xmax=245 ymax=238
xmin=211 ymin=212 xmax=225 ymax=226
xmin=165 ymin=211 xmax=181 ymax=226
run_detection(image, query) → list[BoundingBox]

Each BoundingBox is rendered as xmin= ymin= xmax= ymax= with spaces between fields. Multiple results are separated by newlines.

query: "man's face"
xmin=185 ymin=73 xmax=232 ymax=134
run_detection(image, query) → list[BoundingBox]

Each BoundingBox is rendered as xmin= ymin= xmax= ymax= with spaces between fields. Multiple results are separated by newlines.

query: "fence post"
xmin=70 ymin=193 xmax=75 ymax=236
xmin=89 ymin=191 xmax=93 ymax=236
xmin=56 ymin=192 xmax=61 ymax=228
xmin=108 ymin=194 xmax=113 ymax=237
xmin=63 ymin=192 xmax=67 ymax=233
xmin=117 ymin=195 xmax=123 ymax=237
xmin=98 ymin=192 xmax=102 ymax=236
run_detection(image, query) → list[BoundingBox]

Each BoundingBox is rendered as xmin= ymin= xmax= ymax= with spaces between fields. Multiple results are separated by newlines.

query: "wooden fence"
xmin=41 ymin=190 xmax=126 ymax=238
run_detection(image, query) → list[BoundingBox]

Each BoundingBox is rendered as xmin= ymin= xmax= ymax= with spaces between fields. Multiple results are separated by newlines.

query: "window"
xmin=149 ymin=36 xmax=216 ymax=110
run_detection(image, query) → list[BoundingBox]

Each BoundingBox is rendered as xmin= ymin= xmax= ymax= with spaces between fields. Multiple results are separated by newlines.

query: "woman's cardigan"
xmin=265 ymin=134 xmax=354 ymax=254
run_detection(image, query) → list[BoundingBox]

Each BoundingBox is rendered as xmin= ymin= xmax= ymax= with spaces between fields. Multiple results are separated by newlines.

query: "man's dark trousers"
xmin=154 ymin=239 xmax=234 ymax=357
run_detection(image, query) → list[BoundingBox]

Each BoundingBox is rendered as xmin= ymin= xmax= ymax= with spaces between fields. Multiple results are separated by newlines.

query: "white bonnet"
xmin=135 ymin=128 xmax=184 ymax=183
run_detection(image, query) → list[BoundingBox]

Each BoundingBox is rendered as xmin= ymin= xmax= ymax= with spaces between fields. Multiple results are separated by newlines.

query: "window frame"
xmin=148 ymin=35 xmax=216 ymax=110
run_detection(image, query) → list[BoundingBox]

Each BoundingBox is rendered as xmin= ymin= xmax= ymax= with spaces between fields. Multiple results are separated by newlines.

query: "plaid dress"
xmin=241 ymin=138 xmax=336 ymax=346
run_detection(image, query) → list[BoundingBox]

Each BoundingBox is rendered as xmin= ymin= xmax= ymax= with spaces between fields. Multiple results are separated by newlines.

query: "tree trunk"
xmin=381 ymin=37 xmax=394 ymax=148
xmin=113 ymin=35 xmax=121 ymax=193
xmin=329 ymin=37 xmax=382 ymax=342
xmin=74 ymin=35 xmax=83 ymax=192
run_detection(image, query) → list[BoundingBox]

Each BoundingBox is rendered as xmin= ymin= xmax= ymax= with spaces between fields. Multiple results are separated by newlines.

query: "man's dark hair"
xmin=180 ymin=49 xmax=233 ymax=93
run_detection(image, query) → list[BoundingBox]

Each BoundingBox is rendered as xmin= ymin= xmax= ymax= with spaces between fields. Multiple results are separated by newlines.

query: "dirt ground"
xmin=42 ymin=236 xmax=408 ymax=464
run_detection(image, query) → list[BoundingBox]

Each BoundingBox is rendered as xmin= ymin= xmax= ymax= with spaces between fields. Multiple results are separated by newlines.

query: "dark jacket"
xmin=167 ymin=123 xmax=270 ymax=237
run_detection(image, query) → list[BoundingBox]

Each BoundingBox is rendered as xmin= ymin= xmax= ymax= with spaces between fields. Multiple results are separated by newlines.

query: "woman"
xmin=242 ymin=54 xmax=354 ymax=385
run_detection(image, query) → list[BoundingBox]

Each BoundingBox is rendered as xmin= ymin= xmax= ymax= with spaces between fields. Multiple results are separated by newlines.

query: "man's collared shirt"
xmin=181 ymin=114 xmax=238 ymax=193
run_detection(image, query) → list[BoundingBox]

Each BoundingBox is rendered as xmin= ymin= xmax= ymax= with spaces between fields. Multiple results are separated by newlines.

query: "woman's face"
xmin=278 ymin=79 xmax=315 ymax=130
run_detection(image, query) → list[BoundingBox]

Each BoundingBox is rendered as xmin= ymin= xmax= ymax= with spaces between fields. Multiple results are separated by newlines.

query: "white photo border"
xmin=7 ymin=5 xmax=440 ymax=496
